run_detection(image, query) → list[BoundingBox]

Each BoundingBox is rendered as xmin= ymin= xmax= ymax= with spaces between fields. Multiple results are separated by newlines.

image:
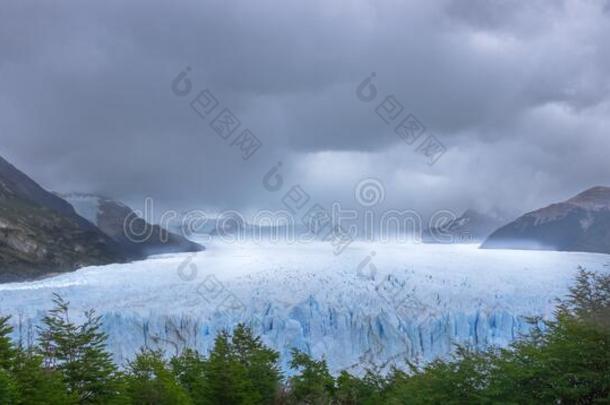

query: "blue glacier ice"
xmin=0 ymin=240 xmax=608 ymax=374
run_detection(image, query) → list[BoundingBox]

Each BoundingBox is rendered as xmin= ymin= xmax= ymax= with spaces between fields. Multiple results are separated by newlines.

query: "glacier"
xmin=0 ymin=239 xmax=608 ymax=374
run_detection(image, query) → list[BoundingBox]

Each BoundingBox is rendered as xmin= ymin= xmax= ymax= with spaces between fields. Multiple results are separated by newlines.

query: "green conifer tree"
xmin=125 ymin=349 xmax=191 ymax=405
xmin=38 ymin=294 xmax=120 ymax=404
xmin=171 ymin=349 xmax=208 ymax=404
xmin=288 ymin=349 xmax=335 ymax=404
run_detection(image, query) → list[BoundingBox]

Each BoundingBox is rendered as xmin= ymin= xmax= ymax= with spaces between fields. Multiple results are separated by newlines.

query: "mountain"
xmin=63 ymin=193 xmax=204 ymax=256
xmin=0 ymin=156 xmax=128 ymax=282
xmin=481 ymin=186 xmax=610 ymax=254
xmin=424 ymin=209 xmax=506 ymax=243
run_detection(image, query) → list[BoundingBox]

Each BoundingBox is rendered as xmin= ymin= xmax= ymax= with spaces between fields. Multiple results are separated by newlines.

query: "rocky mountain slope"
xmin=0 ymin=156 xmax=128 ymax=282
xmin=481 ymin=186 xmax=610 ymax=254
xmin=63 ymin=193 xmax=203 ymax=256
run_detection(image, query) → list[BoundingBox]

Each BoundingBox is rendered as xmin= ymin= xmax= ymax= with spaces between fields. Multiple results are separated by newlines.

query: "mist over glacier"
xmin=0 ymin=239 xmax=608 ymax=374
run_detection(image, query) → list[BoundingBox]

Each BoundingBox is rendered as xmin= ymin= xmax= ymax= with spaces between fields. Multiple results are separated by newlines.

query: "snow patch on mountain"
xmin=62 ymin=193 xmax=102 ymax=225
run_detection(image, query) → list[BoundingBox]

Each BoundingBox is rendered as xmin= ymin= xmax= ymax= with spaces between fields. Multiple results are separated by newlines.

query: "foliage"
xmin=288 ymin=349 xmax=336 ymax=404
xmin=170 ymin=349 xmax=208 ymax=404
xmin=11 ymin=349 xmax=76 ymax=405
xmin=197 ymin=324 xmax=282 ymax=404
xmin=38 ymin=293 xmax=121 ymax=404
xmin=124 ymin=349 xmax=191 ymax=405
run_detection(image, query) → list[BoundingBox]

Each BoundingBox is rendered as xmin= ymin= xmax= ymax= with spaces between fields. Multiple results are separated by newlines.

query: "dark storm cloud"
xmin=0 ymin=0 xmax=608 ymax=218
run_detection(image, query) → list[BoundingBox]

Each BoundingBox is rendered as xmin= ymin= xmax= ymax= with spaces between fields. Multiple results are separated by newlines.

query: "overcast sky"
xmin=1 ymin=0 xmax=609 ymax=219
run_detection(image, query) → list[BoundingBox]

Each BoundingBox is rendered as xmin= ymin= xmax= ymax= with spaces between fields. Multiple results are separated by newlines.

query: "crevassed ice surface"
xmin=0 ymin=240 xmax=608 ymax=373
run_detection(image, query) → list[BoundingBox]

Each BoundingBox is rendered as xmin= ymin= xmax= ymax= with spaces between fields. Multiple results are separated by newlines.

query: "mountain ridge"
xmin=0 ymin=156 xmax=130 ymax=282
xmin=62 ymin=193 xmax=204 ymax=256
xmin=481 ymin=186 xmax=610 ymax=254
xmin=424 ymin=209 xmax=507 ymax=243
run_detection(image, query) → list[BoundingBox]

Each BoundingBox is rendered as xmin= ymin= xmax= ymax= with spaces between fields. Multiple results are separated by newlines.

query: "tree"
xmin=0 ymin=316 xmax=15 ymax=371
xmin=231 ymin=324 xmax=281 ymax=404
xmin=171 ymin=349 xmax=208 ymax=404
xmin=125 ymin=349 xmax=191 ymax=405
xmin=335 ymin=370 xmax=384 ymax=405
xmin=0 ymin=316 xmax=18 ymax=404
xmin=371 ymin=269 xmax=610 ymax=404
xmin=483 ymin=268 xmax=610 ymax=403
xmin=382 ymin=347 xmax=491 ymax=404
xmin=561 ymin=266 xmax=610 ymax=329
xmin=288 ymin=349 xmax=335 ymax=404
xmin=11 ymin=349 xmax=76 ymax=405
xmin=202 ymin=330 xmax=241 ymax=404
xmin=200 ymin=324 xmax=282 ymax=405
xmin=0 ymin=314 xmax=73 ymax=404
xmin=0 ymin=368 xmax=18 ymax=404
xmin=38 ymin=293 xmax=121 ymax=404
